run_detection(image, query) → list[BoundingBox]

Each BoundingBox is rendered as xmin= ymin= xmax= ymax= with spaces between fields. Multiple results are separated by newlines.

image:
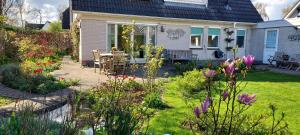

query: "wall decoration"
xmin=288 ymin=34 xmax=300 ymax=42
xmin=166 ymin=29 xmax=186 ymax=40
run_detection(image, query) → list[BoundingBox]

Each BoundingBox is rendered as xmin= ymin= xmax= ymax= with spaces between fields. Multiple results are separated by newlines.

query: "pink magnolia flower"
xmin=194 ymin=107 xmax=201 ymax=118
xmin=225 ymin=62 xmax=235 ymax=75
xmin=222 ymin=91 xmax=229 ymax=101
xmin=202 ymin=69 xmax=217 ymax=79
xmin=201 ymin=96 xmax=211 ymax=113
xmin=238 ymin=93 xmax=256 ymax=105
xmin=243 ymin=55 xmax=255 ymax=69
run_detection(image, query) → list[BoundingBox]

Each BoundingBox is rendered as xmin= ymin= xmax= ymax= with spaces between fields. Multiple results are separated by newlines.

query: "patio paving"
xmin=255 ymin=65 xmax=300 ymax=76
xmin=51 ymin=56 xmax=148 ymax=91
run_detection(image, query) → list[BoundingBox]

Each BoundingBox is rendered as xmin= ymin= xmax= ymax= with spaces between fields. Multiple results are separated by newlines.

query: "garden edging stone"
xmin=0 ymin=83 xmax=74 ymax=115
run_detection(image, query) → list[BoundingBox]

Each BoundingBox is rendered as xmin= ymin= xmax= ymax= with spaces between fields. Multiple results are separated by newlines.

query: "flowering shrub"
xmin=186 ymin=55 xmax=289 ymax=134
xmin=17 ymin=37 xmax=54 ymax=60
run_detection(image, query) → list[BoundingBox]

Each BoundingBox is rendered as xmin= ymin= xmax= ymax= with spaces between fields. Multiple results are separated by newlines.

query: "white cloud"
xmin=24 ymin=0 xmax=68 ymax=23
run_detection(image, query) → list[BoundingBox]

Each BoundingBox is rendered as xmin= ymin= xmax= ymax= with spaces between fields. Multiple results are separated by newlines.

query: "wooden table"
xmin=100 ymin=53 xmax=129 ymax=57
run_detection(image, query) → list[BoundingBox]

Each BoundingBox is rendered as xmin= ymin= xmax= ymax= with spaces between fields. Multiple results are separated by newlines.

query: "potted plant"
xmin=112 ymin=47 xmax=118 ymax=52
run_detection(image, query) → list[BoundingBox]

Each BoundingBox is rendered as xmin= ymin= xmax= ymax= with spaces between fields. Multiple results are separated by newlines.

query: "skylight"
xmin=164 ymin=0 xmax=207 ymax=5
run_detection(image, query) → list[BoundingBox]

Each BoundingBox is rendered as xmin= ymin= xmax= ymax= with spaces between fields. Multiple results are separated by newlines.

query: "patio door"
xmin=107 ymin=24 xmax=157 ymax=63
xmin=132 ymin=25 xmax=157 ymax=63
xmin=263 ymin=29 xmax=279 ymax=64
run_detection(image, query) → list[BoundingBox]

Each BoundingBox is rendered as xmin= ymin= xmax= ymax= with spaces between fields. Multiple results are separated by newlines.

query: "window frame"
xmin=207 ymin=27 xmax=221 ymax=49
xmin=235 ymin=29 xmax=247 ymax=48
xmin=190 ymin=26 xmax=204 ymax=49
xmin=106 ymin=22 xmax=158 ymax=51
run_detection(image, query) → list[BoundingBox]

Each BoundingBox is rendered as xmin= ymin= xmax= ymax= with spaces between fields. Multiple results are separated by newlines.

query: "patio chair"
xmin=92 ymin=49 xmax=106 ymax=74
xmin=287 ymin=54 xmax=300 ymax=71
xmin=268 ymin=51 xmax=285 ymax=67
xmin=109 ymin=51 xmax=128 ymax=74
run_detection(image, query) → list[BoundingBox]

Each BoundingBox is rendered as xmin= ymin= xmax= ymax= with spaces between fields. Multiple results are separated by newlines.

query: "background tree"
xmin=28 ymin=8 xmax=42 ymax=24
xmin=47 ymin=21 xmax=62 ymax=32
xmin=15 ymin=0 xmax=25 ymax=27
xmin=1 ymin=0 xmax=15 ymax=16
xmin=254 ymin=2 xmax=269 ymax=21
xmin=282 ymin=1 xmax=298 ymax=17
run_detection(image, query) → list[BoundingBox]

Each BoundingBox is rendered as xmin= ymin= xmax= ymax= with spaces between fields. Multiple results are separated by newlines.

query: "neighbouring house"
xmin=25 ymin=21 xmax=52 ymax=31
xmin=251 ymin=1 xmax=300 ymax=64
xmin=68 ymin=0 xmax=263 ymax=65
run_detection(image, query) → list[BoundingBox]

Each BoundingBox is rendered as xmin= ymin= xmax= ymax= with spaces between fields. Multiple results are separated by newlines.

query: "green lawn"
xmin=148 ymin=71 xmax=300 ymax=134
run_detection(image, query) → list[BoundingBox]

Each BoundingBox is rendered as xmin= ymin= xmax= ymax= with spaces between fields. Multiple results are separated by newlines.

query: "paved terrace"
xmin=0 ymin=56 xmax=168 ymax=114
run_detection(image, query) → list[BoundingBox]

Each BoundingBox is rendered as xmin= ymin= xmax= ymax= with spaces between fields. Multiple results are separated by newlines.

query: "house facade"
xmin=251 ymin=1 xmax=300 ymax=64
xmin=69 ymin=0 xmax=263 ymax=65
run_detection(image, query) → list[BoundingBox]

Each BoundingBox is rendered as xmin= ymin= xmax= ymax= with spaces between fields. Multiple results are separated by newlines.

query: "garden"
xmin=0 ymin=18 xmax=299 ymax=135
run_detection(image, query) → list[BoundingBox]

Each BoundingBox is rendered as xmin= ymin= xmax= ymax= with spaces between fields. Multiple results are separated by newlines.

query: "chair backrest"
xmin=112 ymin=51 xmax=126 ymax=64
xmin=295 ymin=54 xmax=300 ymax=62
xmin=274 ymin=51 xmax=284 ymax=61
xmin=92 ymin=50 xmax=101 ymax=61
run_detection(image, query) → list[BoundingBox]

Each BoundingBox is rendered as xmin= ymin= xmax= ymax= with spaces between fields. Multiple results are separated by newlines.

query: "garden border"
xmin=0 ymin=83 xmax=74 ymax=116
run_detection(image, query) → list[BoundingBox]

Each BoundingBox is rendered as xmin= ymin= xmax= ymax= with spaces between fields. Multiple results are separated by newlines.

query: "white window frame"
xmin=190 ymin=26 xmax=204 ymax=49
xmin=207 ymin=27 xmax=221 ymax=49
xmin=264 ymin=29 xmax=279 ymax=49
xmin=235 ymin=29 xmax=247 ymax=48
xmin=106 ymin=22 xmax=158 ymax=51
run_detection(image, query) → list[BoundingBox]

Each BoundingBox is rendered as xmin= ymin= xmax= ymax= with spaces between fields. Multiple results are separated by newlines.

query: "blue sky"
xmin=24 ymin=0 xmax=297 ymax=23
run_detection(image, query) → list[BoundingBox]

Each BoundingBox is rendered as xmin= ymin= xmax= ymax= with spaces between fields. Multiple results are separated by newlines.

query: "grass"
xmin=0 ymin=96 xmax=13 ymax=106
xmin=148 ymin=71 xmax=300 ymax=134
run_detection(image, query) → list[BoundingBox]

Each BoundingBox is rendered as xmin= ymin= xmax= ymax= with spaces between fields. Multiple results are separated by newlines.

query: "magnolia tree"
xmin=189 ymin=55 xmax=289 ymax=134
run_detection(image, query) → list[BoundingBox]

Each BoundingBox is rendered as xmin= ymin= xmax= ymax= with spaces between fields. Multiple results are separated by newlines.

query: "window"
xmin=265 ymin=30 xmax=278 ymax=48
xmin=107 ymin=24 xmax=116 ymax=52
xmin=236 ymin=30 xmax=246 ymax=48
xmin=107 ymin=24 xmax=157 ymax=56
xmin=190 ymin=27 xmax=203 ymax=48
xmin=208 ymin=28 xmax=220 ymax=48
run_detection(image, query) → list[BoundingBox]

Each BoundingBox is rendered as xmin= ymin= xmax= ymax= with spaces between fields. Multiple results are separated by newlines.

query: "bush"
xmin=0 ymin=105 xmax=81 ymax=135
xmin=174 ymin=60 xmax=199 ymax=75
xmin=166 ymin=69 xmax=206 ymax=98
xmin=143 ymin=92 xmax=165 ymax=109
xmin=0 ymin=60 xmax=75 ymax=94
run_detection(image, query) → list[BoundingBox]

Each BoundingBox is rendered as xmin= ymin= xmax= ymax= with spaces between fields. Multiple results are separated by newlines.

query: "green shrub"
xmin=174 ymin=60 xmax=198 ymax=75
xmin=169 ymin=69 xmax=206 ymax=98
xmin=144 ymin=92 xmax=165 ymax=109
xmin=0 ymin=62 xmax=76 ymax=94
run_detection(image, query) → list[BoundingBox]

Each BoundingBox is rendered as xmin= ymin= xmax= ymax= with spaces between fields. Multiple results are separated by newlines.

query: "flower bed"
xmin=1 ymin=58 xmax=78 ymax=94
xmin=0 ymin=32 xmax=78 ymax=95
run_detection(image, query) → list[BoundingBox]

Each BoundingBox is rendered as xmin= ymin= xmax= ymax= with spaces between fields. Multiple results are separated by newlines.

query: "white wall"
xmin=79 ymin=19 xmax=107 ymax=64
xmin=75 ymin=12 xmax=254 ymax=64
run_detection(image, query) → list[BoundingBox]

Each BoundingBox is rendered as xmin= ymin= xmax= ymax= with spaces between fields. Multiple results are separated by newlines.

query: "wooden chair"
xmin=92 ymin=49 xmax=106 ymax=74
xmin=268 ymin=51 xmax=285 ymax=67
xmin=109 ymin=51 xmax=127 ymax=74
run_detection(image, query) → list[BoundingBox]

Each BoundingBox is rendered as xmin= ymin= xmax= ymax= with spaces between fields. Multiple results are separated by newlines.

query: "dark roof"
xmin=62 ymin=8 xmax=70 ymax=29
xmin=71 ymin=0 xmax=263 ymax=23
xmin=25 ymin=22 xmax=45 ymax=30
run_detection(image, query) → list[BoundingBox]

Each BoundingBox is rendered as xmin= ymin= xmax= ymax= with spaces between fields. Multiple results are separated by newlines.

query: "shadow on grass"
xmin=244 ymin=70 xmax=300 ymax=83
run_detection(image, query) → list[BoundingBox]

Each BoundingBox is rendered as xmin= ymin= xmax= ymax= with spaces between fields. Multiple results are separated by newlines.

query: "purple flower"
xmin=225 ymin=62 xmax=235 ymax=75
xmin=222 ymin=91 xmax=229 ymax=101
xmin=238 ymin=93 xmax=256 ymax=105
xmin=243 ymin=55 xmax=255 ymax=69
xmin=202 ymin=69 xmax=217 ymax=79
xmin=201 ymin=96 xmax=211 ymax=113
xmin=194 ymin=107 xmax=201 ymax=118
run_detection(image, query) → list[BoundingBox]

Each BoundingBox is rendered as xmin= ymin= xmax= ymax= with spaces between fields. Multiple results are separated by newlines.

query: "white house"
xmin=250 ymin=1 xmax=300 ymax=64
xmin=67 ymin=0 xmax=263 ymax=65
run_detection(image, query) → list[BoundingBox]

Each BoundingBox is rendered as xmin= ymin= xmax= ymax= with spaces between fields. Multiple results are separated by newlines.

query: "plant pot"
xmin=139 ymin=50 xmax=144 ymax=58
xmin=226 ymin=47 xmax=233 ymax=51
